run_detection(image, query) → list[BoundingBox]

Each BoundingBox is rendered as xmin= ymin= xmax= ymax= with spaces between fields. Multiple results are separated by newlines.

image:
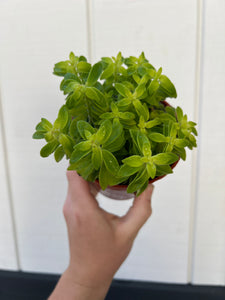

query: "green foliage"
xmin=33 ymin=51 xmax=198 ymax=195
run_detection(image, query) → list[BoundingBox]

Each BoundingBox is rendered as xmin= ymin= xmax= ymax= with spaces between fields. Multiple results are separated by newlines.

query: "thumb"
xmin=119 ymin=184 xmax=154 ymax=237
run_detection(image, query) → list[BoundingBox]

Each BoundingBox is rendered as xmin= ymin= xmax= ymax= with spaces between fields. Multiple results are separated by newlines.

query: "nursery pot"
xmin=94 ymin=101 xmax=180 ymax=200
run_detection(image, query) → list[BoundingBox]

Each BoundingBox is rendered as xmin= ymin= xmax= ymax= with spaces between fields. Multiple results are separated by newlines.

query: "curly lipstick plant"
xmin=33 ymin=52 xmax=197 ymax=196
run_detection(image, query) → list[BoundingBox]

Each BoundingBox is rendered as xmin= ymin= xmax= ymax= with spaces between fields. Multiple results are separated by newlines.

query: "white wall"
xmin=0 ymin=0 xmax=224 ymax=285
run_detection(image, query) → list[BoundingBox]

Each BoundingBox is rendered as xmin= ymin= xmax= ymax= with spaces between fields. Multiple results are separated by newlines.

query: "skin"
xmin=48 ymin=171 xmax=154 ymax=300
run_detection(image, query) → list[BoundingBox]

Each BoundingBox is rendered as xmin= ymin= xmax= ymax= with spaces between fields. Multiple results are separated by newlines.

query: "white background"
xmin=0 ymin=0 xmax=224 ymax=285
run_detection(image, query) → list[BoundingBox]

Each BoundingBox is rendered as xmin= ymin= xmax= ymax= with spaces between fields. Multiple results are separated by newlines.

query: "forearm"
xmin=48 ymin=268 xmax=111 ymax=300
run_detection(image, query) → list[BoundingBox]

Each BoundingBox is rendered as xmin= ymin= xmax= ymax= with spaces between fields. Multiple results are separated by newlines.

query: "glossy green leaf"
xmin=136 ymin=180 xmax=149 ymax=197
xmin=53 ymin=61 xmax=71 ymax=76
xmin=117 ymin=98 xmax=131 ymax=108
xmin=100 ymin=63 xmax=114 ymax=79
xmin=100 ymin=112 xmax=114 ymax=120
xmin=176 ymin=106 xmax=183 ymax=122
xmin=148 ymin=80 xmax=159 ymax=96
xmin=40 ymin=140 xmax=59 ymax=157
xmin=58 ymin=134 xmax=74 ymax=157
xmin=146 ymin=163 xmax=156 ymax=179
xmin=127 ymin=168 xmax=149 ymax=193
xmin=118 ymin=164 xmax=141 ymax=178
xmin=40 ymin=118 xmax=53 ymax=131
xmin=145 ymin=119 xmax=161 ymax=128
xmin=137 ymin=132 xmax=151 ymax=156
xmin=119 ymin=112 xmax=135 ymax=120
xmin=54 ymin=145 xmax=65 ymax=162
xmin=32 ymin=131 xmax=45 ymax=139
xmin=99 ymin=161 xmax=110 ymax=190
xmin=159 ymin=75 xmax=177 ymax=98
xmin=70 ymin=141 xmax=92 ymax=163
xmin=92 ymin=147 xmax=102 ymax=170
xmin=102 ymin=120 xmax=124 ymax=152
xmin=77 ymin=121 xmax=95 ymax=139
xmin=174 ymin=139 xmax=188 ymax=148
xmin=122 ymin=155 xmax=143 ymax=167
xmin=86 ymin=62 xmax=102 ymax=86
xmin=149 ymin=132 xmax=167 ymax=143
xmin=102 ymin=149 xmax=119 ymax=174
xmin=85 ymin=87 xmax=101 ymax=101
xmin=115 ymin=83 xmax=131 ymax=97
xmin=135 ymin=84 xmax=146 ymax=98
xmin=54 ymin=105 xmax=69 ymax=129
xmin=152 ymin=153 xmax=179 ymax=165
xmin=77 ymin=61 xmax=91 ymax=73
xmin=133 ymin=99 xmax=148 ymax=120
xmin=156 ymin=165 xmax=173 ymax=175
xmin=95 ymin=120 xmax=112 ymax=144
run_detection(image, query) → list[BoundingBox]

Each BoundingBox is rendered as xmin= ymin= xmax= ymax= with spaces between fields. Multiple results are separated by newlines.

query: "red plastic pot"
xmin=94 ymin=101 xmax=180 ymax=200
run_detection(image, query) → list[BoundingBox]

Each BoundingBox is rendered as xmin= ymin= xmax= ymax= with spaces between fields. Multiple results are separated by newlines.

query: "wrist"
xmin=62 ymin=267 xmax=111 ymax=299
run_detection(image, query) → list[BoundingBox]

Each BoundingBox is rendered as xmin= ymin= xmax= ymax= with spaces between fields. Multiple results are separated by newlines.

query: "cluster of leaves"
xmin=33 ymin=52 xmax=198 ymax=196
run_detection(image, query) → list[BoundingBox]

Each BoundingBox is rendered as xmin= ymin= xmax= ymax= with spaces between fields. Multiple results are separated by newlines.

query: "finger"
xmin=66 ymin=171 xmax=98 ymax=208
xmin=119 ymin=184 xmax=154 ymax=237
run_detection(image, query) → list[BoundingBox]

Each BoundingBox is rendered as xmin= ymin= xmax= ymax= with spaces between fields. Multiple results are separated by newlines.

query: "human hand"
xmin=49 ymin=171 xmax=154 ymax=300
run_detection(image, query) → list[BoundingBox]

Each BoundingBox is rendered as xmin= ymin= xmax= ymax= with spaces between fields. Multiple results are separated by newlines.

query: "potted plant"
xmin=33 ymin=52 xmax=197 ymax=199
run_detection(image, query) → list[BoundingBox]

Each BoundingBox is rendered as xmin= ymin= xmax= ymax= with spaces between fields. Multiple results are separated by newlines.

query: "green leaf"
xmin=69 ymin=52 xmax=76 ymax=63
xmin=99 ymin=161 xmax=110 ymax=190
xmin=115 ymin=83 xmax=131 ymax=97
xmin=133 ymin=99 xmax=148 ymax=120
xmin=77 ymin=121 xmax=95 ymax=139
xmin=54 ymin=145 xmax=65 ymax=162
xmin=69 ymin=118 xmax=80 ymax=139
xmin=152 ymin=153 xmax=179 ymax=165
xmin=135 ymin=84 xmax=146 ymax=98
xmin=159 ymin=75 xmax=177 ymax=98
xmin=173 ymin=146 xmax=186 ymax=161
xmin=176 ymin=106 xmax=183 ymax=122
xmin=40 ymin=118 xmax=53 ymax=131
xmin=102 ymin=120 xmax=124 ymax=152
xmin=118 ymin=164 xmax=141 ymax=178
xmin=85 ymin=87 xmax=101 ymax=101
xmin=54 ymin=105 xmax=69 ymax=129
xmin=58 ymin=134 xmax=74 ymax=157
xmin=86 ymin=62 xmax=102 ymax=86
xmin=156 ymin=165 xmax=173 ymax=176
xmin=92 ymin=147 xmax=102 ymax=170
xmin=145 ymin=119 xmax=161 ymax=128
xmin=119 ymin=112 xmax=135 ymax=120
xmin=137 ymin=132 xmax=151 ymax=156
xmin=149 ymin=132 xmax=167 ymax=143
xmin=148 ymin=80 xmax=159 ymax=96
xmin=146 ymin=163 xmax=156 ymax=179
xmin=136 ymin=179 xmax=149 ymax=197
xmin=32 ymin=131 xmax=45 ymax=139
xmin=70 ymin=141 xmax=92 ymax=163
xmin=117 ymin=98 xmax=131 ymax=108
xmin=127 ymin=168 xmax=149 ymax=193
xmin=174 ymin=138 xmax=189 ymax=148
xmin=53 ymin=61 xmax=71 ymax=76
xmin=122 ymin=155 xmax=143 ymax=167
xmin=95 ymin=120 xmax=112 ymax=144
xmin=77 ymin=61 xmax=91 ymax=73
xmin=100 ymin=112 xmax=114 ymax=120
xmin=102 ymin=149 xmax=119 ymax=174
xmin=40 ymin=140 xmax=59 ymax=157
xmin=100 ymin=63 xmax=114 ymax=79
